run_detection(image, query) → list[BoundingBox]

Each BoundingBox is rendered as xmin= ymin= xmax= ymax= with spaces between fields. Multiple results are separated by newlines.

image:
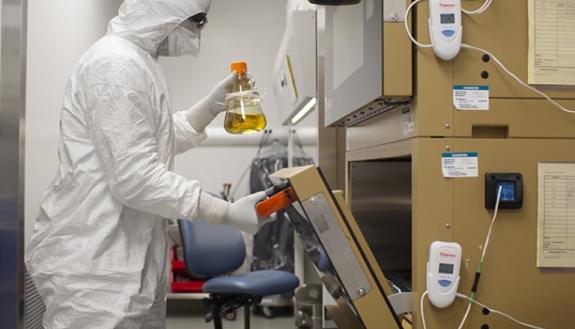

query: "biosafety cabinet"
xmin=318 ymin=0 xmax=412 ymax=127
xmin=316 ymin=0 xmax=575 ymax=328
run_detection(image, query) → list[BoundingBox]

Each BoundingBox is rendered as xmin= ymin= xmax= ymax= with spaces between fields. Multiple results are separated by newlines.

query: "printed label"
xmin=442 ymin=152 xmax=479 ymax=178
xmin=453 ymin=85 xmax=489 ymax=110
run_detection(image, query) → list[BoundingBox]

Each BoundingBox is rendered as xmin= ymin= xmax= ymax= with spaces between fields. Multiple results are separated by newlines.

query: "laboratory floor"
xmin=167 ymin=300 xmax=295 ymax=329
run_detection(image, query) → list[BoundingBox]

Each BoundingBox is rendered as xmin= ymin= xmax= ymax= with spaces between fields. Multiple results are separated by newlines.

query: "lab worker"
xmin=25 ymin=0 xmax=272 ymax=328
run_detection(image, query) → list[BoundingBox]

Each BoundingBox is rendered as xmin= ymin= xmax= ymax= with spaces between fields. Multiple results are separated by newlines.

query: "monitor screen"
xmin=439 ymin=263 xmax=454 ymax=274
xmin=497 ymin=181 xmax=516 ymax=201
xmin=441 ymin=13 xmax=455 ymax=24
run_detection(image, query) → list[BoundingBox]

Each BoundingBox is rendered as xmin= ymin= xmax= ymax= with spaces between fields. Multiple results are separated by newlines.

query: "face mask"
xmin=158 ymin=23 xmax=202 ymax=57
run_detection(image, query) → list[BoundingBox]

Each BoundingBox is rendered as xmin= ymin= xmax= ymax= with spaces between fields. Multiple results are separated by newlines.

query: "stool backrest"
xmin=178 ymin=219 xmax=246 ymax=277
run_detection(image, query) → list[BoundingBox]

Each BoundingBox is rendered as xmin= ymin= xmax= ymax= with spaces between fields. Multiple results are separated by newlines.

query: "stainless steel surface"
xmin=166 ymin=293 xmax=210 ymax=300
xmin=322 ymin=287 xmax=337 ymax=329
xmin=294 ymin=284 xmax=323 ymax=329
xmin=24 ymin=273 xmax=44 ymax=329
xmin=300 ymin=193 xmax=372 ymax=301
xmin=317 ymin=5 xmax=346 ymax=191
xmin=387 ymin=292 xmax=413 ymax=315
xmin=321 ymin=0 xmax=382 ymax=126
xmin=383 ymin=0 xmax=407 ymax=22
xmin=0 ymin=0 xmax=27 ymax=327
xmin=259 ymin=296 xmax=294 ymax=307
xmin=350 ymin=161 xmax=412 ymax=291
xmin=320 ymin=0 xmax=411 ymax=127
xmin=341 ymin=101 xmax=410 ymax=127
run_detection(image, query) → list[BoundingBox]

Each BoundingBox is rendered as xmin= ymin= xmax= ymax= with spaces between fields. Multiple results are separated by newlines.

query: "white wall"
xmin=25 ymin=0 xmax=318 ymax=244
xmin=287 ymin=0 xmax=317 ymax=15
xmin=25 ymin=0 xmax=123 ymax=244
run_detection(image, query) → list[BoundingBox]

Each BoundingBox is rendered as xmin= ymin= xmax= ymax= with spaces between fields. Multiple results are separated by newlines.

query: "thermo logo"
xmin=440 ymin=252 xmax=456 ymax=258
xmin=440 ymin=3 xmax=456 ymax=7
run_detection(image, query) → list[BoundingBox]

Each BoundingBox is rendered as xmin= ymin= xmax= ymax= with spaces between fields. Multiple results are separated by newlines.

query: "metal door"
xmin=0 ymin=0 xmax=27 ymax=328
xmin=350 ymin=160 xmax=412 ymax=291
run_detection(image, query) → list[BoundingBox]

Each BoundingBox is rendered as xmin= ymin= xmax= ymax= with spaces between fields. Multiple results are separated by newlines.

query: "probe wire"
xmin=455 ymin=293 xmax=546 ymax=329
xmin=420 ymin=290 xmax=546 ymax=329
xmin=456 ymin=186 xmax=502 ymax=329
xmin=461 ymin=0 xmax=494 ymax=15
xmin=461 ymin=44 xmax=575 ymax=114
xmin=420 ymin=187 xmax=503 ymax=329
xmin=405 ymin=0 xmax=433 ymax=48
xmin=404 ymin=0 xmax=575 ymax=115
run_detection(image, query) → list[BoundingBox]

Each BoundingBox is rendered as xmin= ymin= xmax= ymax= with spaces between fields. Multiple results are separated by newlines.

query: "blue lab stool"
xmin=178 ymin=220 xmax=300 ymax=329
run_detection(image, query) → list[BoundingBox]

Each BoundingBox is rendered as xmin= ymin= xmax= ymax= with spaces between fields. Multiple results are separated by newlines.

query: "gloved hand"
xmin=197 ymin=191 xmax=277 ymax=235
xmin=225 ymin=192 xmax=276 ymax=235
xmin=185 ymin=72 xmax=237 ymax=132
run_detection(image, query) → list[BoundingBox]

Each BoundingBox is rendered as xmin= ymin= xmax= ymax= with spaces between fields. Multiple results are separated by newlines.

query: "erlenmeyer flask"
xmin=224 ymin=62 xmax=267 ymax=134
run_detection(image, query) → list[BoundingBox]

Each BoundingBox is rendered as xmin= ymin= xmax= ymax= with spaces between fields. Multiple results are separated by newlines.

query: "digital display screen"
xmin=439 ymin=263 xmax=454 ymax=274
xmin=497 ymin=181 xmax=516 ymax=201
xmin=441 ymin=14 xmax=455 ymax=24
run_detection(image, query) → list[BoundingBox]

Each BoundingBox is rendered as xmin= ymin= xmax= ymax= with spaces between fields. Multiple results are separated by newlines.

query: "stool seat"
xmin=203 ymin=270 xmax=300 ymax=296
xmin=178 ymin=218 xmax=299 ymax=329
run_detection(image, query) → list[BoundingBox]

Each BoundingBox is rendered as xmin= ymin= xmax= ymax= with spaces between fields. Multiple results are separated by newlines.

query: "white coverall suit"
xmin=25 ymin=0 xmax=267 ymax=328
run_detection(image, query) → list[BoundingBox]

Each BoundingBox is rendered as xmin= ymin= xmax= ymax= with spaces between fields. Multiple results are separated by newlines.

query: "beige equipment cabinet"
xmin=337 ymin=0 xmax=575 ymax=329
xmin=270 ymin=166 xmax=411 ymax=329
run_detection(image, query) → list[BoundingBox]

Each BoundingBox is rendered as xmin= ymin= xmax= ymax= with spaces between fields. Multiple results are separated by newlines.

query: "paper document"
xmin=528 ymin=0 xmax=575 ymax=85
xmin=538 ymin=163 xmax=575 ymax=268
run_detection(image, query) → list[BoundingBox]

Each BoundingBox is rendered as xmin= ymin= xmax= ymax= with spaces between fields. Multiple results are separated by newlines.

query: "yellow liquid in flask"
xmin=224 ymin=112 xmax=267 ymax=134
xmin=224 ymin=96 xmax=267 ymax=134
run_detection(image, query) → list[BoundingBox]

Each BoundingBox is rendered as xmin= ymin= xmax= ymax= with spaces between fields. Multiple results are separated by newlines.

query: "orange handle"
xmin=256 ymin=187 xmax=297 ymax=217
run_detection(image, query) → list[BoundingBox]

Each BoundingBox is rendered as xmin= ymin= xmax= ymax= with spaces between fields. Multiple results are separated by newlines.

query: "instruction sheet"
xmin=528 ymin=0 xmax=575 ymax=85
xmin=538 ymin=163 xmax=575 ymax=268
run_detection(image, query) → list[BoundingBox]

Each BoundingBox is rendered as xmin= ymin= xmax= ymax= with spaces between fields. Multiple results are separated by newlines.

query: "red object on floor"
xmin=170 ymin=246 xmax=206 ymax=294
xmin=171 ymin=280 xmax=205 ymax=293
xmin=171 ymin=260 xmax=187 ymax=273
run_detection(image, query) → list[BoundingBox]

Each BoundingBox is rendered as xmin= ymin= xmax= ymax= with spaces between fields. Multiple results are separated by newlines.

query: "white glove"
xmin=197 ymin=191 xmax=277 ymax=235
xmin=185 ymin=72 xmax=237 ymax=132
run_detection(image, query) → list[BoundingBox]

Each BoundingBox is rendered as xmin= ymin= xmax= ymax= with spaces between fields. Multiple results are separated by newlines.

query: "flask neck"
xmin=229 ymin=75 xmax=252 ymax=93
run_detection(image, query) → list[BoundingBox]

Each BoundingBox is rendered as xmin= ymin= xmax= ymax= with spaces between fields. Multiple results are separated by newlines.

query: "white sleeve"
xmin=173 ymin=110 xmax=207 ymax=154
xmin=84 ymin=57 xmax=202 ymax=220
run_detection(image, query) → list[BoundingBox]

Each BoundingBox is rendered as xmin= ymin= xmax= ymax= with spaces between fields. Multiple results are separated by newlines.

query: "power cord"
xmin=420 ymin=186 xmax=540 ymax=329
xmin=421 ymin=290 xmax=546 ymax=329
xmin=461 ymin=44 xmax=575 ymax=114
xmin=461 ymin=0 xmax=494 ymax=15
xmin=456 ymin=293 xmax=546 ymax=329
xmin=404 ymin=2 xmax=553 ymax=327
xmin=456 ymin=186 xmax=502 ymax=329
xmin=404 ymin=0 xmax=432 ymax=48
xmin=404 ymin=0 xmax=575 ymax=115
xmin=404 ymin=0 xmax=494 ymax=47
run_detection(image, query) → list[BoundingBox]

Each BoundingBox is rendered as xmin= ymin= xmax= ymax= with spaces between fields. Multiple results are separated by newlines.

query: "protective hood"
xmin=108 ymin=0 xmax=211 ymax=56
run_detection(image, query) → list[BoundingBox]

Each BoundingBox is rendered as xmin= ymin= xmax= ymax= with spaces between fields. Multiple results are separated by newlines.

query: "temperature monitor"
xmin=427 ymin=241 xmax=462 ymax=308
xmin=429 ymin=0 xmax=462 ymax=60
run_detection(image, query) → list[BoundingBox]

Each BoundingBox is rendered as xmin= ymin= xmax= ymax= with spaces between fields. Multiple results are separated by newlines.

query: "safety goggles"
xmin=187 ymin=12 xmax=208 ymax=31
